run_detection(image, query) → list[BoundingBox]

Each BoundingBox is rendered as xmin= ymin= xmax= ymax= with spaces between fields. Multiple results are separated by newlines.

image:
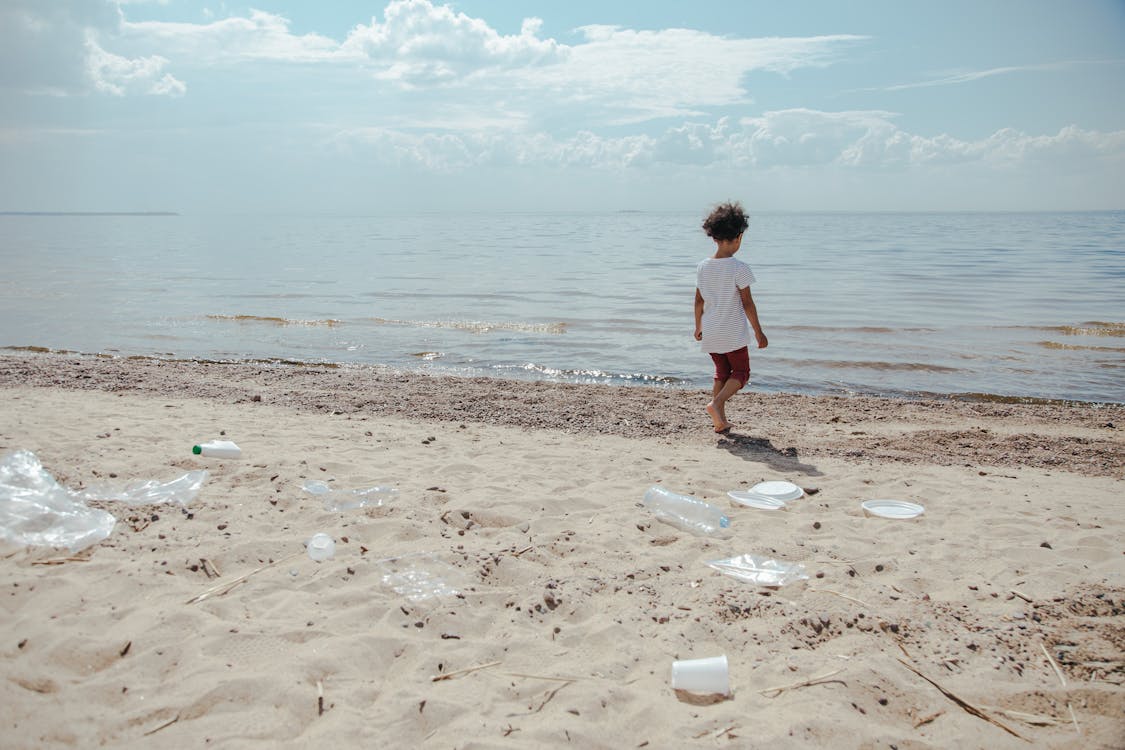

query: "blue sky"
xmin=1 ymin=0 xmax=1123 ymax=213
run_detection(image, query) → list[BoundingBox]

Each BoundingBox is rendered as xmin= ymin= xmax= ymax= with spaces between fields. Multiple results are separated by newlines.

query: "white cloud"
xmin=85 ymin=33 xmax=185 ymax=96
xmin=335 ymin=110 xmax=1125 ymax=175
xmin=341 ymin=0 xmax=565 ymax=85
xmin=120 ymin=9 xmax=340 ymax=64
xmin=868 ymin=59 xmax=1124 ymax=92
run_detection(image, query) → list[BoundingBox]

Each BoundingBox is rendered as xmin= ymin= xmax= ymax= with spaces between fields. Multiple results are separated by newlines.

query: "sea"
xmin=0 ymin=210 xmax=1122 ymax=404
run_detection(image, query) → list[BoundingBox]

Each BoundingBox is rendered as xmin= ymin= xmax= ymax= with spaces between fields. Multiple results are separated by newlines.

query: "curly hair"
xmin=702 ymin=202 xmax=749 ymax=241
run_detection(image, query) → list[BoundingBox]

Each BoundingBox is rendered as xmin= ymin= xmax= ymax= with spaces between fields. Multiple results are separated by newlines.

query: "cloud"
xmin=341 ymin=0 xmax=566 ymax=85
xmin=0 ymin=0 xmax=866 ymax=123
xmin=85 ymin=33 xmax=184 ymax=96
xmin=865 ymin=59 xmax=1125 ymax=92
xmin=335 ymin=111 xmax=1125 ymax=174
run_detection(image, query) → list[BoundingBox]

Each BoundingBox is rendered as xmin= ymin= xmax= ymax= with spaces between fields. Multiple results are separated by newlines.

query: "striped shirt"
xmin=696 ymin=257 xmax=756 ymax=354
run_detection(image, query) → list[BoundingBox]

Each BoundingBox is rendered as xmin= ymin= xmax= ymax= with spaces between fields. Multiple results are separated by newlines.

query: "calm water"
xmin=1 ymin=211 xmax=1122 ymax=403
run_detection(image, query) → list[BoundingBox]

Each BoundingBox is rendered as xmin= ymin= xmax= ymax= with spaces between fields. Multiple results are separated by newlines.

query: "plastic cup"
xmin=307 ymin=533 xmax=335 ymax=562
xmin=671 ymin=655 xmax=730 ymax=695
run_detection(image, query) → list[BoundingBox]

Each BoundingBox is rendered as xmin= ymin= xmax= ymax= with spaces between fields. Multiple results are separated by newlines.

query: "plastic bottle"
xmin=307 ymin=533 xmax=335 ymax=561
xmin=643 ymin=485 xmax=731 ymax=536
xmin=192 ymin=440 xmax=242 ymax=459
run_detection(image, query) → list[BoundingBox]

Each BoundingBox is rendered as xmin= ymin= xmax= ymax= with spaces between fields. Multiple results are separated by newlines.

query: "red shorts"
xmin=710 ymin=347 xmax=750 ymax=388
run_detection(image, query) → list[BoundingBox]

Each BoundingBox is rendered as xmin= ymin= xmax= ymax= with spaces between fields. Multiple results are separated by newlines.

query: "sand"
xmin=0 ymin=352 xmax=1122 ymax=749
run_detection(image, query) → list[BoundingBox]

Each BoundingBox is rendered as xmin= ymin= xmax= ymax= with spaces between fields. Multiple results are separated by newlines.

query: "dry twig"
xmin=897 ymin=658 xmax=1026 ymax=741
xmin=913 ymin=710 xmax=944 ymax=728
xmin=1010 ymin=589 xmax=1033 ymax=603
xmin=808 ymin=588 xmax=870 ymax=608
xmin=431 ymin=661 xmax=501 ymax=682
xmin=1067 ymin=703 xmax=1081 ymax=736
xmin=1039 ymin=642 xmax=1067 ymax=687
xmin=186 ymin=551 xmax=302 ymax=604
xmin=759 ymin=668 xmax=846 ymax=698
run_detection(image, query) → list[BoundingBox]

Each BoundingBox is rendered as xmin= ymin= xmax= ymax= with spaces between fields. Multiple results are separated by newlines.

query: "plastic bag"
xmin=77 ymin=470 xmax=208 ymax=506
xmin=377 ymin=553 xmax=464 ymax=602
xmin=302 ymin=479 xmax=397 ymax=511
xmin=706 ymin=554 xmax=809 ymax=587
xmin=0 ymin=451 xmax=116 ymax=553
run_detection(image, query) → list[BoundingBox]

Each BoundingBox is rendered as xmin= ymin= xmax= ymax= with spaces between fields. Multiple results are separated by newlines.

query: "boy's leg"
xmin=707 ymin=348 xmax=749 ymax=432
xmin=707 ymin=354 xmax=735 ymax=431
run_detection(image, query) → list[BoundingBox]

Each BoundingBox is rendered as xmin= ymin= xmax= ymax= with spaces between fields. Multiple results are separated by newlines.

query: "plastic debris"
xmin=706 ymin=554 xmax=810 ymax=587
xmin=0 ymin=450 xmax=116 ymax=553
xmin=302 ymin=479 xmax=398 ymax=511
xmin=377 ymin=552 xmax=464 ymax=602
xmin=77 ymin=470 xmax=208 ymax=506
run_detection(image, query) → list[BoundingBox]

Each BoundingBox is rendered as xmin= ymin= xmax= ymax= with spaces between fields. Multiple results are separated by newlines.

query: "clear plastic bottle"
xmin=192 ymin=440 xmax=242 ymax=459
xmin=643 ymin=486 xmax=731 ymax=536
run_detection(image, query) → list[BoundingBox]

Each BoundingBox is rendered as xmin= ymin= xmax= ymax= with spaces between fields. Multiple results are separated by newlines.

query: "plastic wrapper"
xmin=77 ymin=470 xmax=208 ymax=506
xmin=706 ymin=554 xmax=809 ymax=587
xmin=0 ymin=450 xmax=116 ymax=553
xmin=302 ymin=479 xmax=397 ymax=511
xmin=377 ymin=552 xmax=464 ymax=602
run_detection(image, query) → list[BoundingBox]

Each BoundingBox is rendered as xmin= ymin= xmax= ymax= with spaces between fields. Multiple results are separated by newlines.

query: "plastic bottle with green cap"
xmin=192 ymin=440 xmax=242 ymax=459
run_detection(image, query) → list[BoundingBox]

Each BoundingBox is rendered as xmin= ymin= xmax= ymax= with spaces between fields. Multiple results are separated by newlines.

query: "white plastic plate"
xmin=751 ymin=481 xmax=804 ymax=501
xmin=728 ymin=491 xmax=787 ymax=510
xmin=861 ymin=499 xmax=925 ymax=519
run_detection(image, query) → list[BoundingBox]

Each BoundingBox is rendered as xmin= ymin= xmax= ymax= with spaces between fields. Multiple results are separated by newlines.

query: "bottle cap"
xmin=192 ymin=445 xmax=202 ymax=455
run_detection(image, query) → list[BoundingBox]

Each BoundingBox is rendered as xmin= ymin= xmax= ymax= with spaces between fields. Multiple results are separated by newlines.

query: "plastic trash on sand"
xmin=706 ymin=554 xmax=809 ymax=587
xmin=302 ymin=479 xmax=398 ymax=511
xmin=377 ymin=552 xmax=465 ymax=602
xmin=0 ymin=450 xmax=116 ymax=553
xmin=77 ymin=470 xmax=208 ymax=506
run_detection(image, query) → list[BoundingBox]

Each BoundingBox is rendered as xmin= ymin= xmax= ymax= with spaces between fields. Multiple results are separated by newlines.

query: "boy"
xmin=693 ymin=202 xmax=768 ymax=433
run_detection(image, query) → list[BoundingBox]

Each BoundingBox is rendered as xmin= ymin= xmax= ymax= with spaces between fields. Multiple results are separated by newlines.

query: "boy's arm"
xmin=693 ymin=288 xmax=704 ymax=341
xmin=738 ymin=286 xmax=768 ymax=349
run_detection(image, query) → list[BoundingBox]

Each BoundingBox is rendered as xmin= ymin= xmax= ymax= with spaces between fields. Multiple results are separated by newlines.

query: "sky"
xmin=1 ymin=0 xmax=1123 ymax=213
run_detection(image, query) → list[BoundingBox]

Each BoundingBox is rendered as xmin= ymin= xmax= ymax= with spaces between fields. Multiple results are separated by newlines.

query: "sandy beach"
xmin=1 ymin=351 xmax=1122 ymax=748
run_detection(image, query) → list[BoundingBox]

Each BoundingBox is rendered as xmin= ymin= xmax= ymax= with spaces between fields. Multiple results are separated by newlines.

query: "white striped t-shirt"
xmin=696 ymin=257 xmax=756 ymax=354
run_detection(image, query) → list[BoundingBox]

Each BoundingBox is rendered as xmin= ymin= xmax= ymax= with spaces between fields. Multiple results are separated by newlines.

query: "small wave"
xmin=207 ymin=314 xmax=341 ymax=327
xmin=1040 ymin=321 xmax=1125 ymax=337
xmin=1037 ymin=341 xmax=1125 ymax=353
xmin=411 ymin=351 xmax=445 ymax=360
xmin=492 ymin=362 xmax=684 ymax=385
xmin=781 ymin=358 xmax=961 ymax=373
xmin=780 ymin=325 xmax=935 ymax=334
xmin=372 ymin=318 xmax=568 ymax=335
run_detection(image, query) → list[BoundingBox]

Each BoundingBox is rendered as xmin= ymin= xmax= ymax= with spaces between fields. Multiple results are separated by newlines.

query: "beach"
xmin=1 ymin=351 xmax=1122 ymax=748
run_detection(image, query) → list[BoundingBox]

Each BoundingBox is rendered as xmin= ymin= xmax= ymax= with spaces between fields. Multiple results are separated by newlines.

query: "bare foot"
xmin=706 ymin=402 xmax=725 ymax=431
xmin=714 ymin=422 xmax=733 ymax=434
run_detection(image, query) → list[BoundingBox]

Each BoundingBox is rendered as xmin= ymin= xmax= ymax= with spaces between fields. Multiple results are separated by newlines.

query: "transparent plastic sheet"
xmin=376 ymin=552 xmax=465 ymax=602
xmin=77 ymin=470 xmax=208 ymax=506
xmin=706 ymin=554 xmax=810 ymax=587
xmin=0 ymin=450 xmax=116 ymax=553
xmin=302 ymin=479 xmax=398 ymax=511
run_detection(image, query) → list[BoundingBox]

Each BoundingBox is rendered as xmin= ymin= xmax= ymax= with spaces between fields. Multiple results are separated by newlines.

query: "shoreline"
xmin=1 ymin=351 xmax=1122 ymax=477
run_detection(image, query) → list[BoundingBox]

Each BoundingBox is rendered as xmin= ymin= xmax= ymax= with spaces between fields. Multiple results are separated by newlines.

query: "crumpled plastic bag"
xmin=0 ymin=450 xmax=209 ymax=552
xmin=302 ymin=479 xmax=397 ymax=511
xmin=705 ymin=554 xmax=809 ymax=587
xmin=376 ymin=552 xmax=465 ymax=602
xmin=0 ymin=450 xmax=116 ymax=553
xmin=77 ymin=470 xmax=208 ymax=506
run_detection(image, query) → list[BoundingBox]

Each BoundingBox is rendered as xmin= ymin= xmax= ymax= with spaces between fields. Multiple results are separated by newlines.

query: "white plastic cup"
xmin=306 ymin=533 xmax=335 ymax=562
xmin=671 ymin=655 xmax=730 ymax=695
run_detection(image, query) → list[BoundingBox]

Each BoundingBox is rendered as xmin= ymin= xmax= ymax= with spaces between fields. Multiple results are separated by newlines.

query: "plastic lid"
xmin=192 ymin=445 xmax=202 ymax=455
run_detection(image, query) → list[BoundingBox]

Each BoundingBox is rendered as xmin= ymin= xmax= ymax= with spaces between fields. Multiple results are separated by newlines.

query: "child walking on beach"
xmin=694 ymin=202 xmax=768 ymax=433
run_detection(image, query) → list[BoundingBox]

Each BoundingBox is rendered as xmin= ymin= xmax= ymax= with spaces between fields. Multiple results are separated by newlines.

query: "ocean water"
xmin=0 ymin=210 xmax=1122 ymax=403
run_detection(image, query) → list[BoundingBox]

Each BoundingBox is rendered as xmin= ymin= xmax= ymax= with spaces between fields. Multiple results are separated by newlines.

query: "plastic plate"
xmin=861 ymin=499 xmax=925 ymax=519
xmin=728 ymin=491 xmax=787 ymax=510
xmin=750 ymin=481 xmax=804 ymax=501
